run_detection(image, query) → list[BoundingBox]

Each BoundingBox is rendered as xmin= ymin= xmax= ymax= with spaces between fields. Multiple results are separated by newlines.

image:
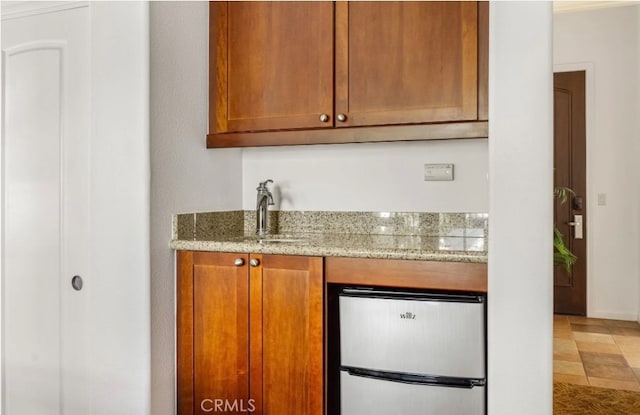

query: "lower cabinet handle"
xmin=250 ymin=258 xmax=260 ymax=267
xmin=234 ymin=258 xmax=245 ymax=266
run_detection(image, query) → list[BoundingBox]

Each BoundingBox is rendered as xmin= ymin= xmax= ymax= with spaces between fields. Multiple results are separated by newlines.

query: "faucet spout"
xmin=256 ymin=179 xmax=274 ymax=236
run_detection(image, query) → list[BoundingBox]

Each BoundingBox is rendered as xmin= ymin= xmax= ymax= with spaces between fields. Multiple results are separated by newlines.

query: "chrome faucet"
xmin=256 ymin=179 xmax=274 ymax=236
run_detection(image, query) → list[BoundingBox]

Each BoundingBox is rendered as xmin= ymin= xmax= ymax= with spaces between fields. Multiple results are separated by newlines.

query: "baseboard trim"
xmin=588 ymin=311 xmax=639 ymax=321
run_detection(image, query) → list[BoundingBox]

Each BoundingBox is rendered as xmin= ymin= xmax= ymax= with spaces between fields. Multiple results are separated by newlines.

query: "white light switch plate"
xmin=597 ymin=193 xmax=607 ymax=206
xmin=424 ymin=163 xmax=454 ymax=181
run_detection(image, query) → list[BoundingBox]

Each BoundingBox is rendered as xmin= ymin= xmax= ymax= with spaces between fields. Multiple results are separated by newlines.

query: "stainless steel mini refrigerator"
xmin=339 ymin=288 xmax=486 ymax=415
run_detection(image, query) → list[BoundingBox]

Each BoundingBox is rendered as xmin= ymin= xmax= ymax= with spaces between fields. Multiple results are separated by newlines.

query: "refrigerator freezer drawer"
xmin=339 ymin=291 xmax=485 ymax=378
xmin=340 ymin=370 xmax=485 ymax=415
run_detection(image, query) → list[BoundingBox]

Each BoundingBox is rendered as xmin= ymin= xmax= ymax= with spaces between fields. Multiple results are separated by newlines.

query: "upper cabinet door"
xmin=212 ymin=2 xmax=334 ymax=133
xmin=334 ymin=1 xmax=478 ymax=127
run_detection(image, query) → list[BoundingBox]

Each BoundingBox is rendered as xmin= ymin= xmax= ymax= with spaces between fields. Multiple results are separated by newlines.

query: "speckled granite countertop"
xmin=170 ymin=211 xmax=488 ymax=263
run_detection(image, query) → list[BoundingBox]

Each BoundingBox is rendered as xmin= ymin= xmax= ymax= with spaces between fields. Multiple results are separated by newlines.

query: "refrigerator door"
xmin=340 ymin=370 xmax=485 ymax=415
xmin=340 ymin=289 xmax=485 ymax=378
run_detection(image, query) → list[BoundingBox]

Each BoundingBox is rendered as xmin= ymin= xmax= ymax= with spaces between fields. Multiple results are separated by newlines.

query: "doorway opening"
xmin=553 ymin=70 xmax=587 ymax=316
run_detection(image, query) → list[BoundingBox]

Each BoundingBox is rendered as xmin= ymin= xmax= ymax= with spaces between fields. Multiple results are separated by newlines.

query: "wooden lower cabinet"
xmin=177 ymin=251 xmax=323 ymax=415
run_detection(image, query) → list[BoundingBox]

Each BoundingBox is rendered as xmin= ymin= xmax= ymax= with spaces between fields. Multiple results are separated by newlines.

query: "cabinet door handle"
xmin=234 ymin=258 xmax=245 ymax=266
xmin=337 ymin=113 xmax=347 ymax=122
xmin=319 ymin=113 xmax=329 ymax=123
xmin=250 ymin=258 xmax=260 ymax=267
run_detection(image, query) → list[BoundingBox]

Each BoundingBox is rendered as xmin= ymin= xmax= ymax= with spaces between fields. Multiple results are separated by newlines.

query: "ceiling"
xmin=553 ymin=1 xmax=640 ymax=13
xmin=2 ymin=1 xmax=637 ymax=16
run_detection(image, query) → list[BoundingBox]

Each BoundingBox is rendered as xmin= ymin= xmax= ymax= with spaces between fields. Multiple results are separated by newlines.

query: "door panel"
xmin=335 ymin=1 xmax=478 ymax=127
xmin=340 ymin=371 xmax=485 ymax=415
xmin=2 ymin=5 xmax=91 ymax=414
xmin=193 ymin=252 xmax=250 ymax=415
xmin=553 ymin=71 xmax=587 ymax=315
xmin=4 ymin=42 xmax=64 ymax=415
xmin=250 ymin=255 xmax=323 ymax=415
xmin=339 ymin=293 xmax=485 ymax=378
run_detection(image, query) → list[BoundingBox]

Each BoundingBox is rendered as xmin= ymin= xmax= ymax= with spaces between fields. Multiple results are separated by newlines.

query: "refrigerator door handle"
xmin=340 ymin=288 xmax=485 ymax=304
xmin=341 ymin=366 xmax=485 ymax=389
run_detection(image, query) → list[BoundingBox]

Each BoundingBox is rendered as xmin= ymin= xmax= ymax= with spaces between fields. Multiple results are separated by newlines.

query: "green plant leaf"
xmin=553 ymin=186 xmax=578 ymax=274
xmin=554 ymin=186 xmax=575 ymax=206
xmin=554 ymin=226 xmax=577 ymax=273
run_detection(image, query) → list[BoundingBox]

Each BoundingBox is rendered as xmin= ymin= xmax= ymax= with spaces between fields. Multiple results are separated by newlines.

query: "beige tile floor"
xmin=554 ymin=314 xmax=640 ymax=391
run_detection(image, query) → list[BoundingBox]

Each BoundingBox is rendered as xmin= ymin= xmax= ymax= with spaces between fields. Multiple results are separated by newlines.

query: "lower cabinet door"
xmin=251 ymin=255 xmax=324 ymax=415
xmin=178 ymin=251 xmax=250 ymax=415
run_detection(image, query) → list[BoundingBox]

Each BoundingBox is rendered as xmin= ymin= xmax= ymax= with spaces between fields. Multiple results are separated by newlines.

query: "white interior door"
xmin=2 ymin=3 xmax=90 ymax=414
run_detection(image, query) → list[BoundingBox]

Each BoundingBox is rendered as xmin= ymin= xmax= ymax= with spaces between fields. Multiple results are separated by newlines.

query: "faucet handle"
xmin=257 ymin=179 xmax=274 ymax=190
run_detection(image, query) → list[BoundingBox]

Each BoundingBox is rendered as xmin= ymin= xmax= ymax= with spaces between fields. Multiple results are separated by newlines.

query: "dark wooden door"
xmin=211 ymin=2 xmax=334 ymax=133
xmin=250 ymin=254 xmax=323 ymax=415
xmin=177 ymin=251 xmax=250 ymax=415
xmin=334 ymin=1 xmax=478 ymax=127
xmin=554 ymin=71 xmax=587 ymax=315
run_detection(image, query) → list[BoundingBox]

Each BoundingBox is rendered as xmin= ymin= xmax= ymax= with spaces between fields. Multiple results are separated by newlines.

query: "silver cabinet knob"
xmin=250 ymin=258 xmax=260 ymax=267
xmin=337 ymin=113 xmax=347 ymax=122
xmin=234 ymin=258 xmax=245 ymax=266
xmin=319 ymin=113 xmax=329 ymax=123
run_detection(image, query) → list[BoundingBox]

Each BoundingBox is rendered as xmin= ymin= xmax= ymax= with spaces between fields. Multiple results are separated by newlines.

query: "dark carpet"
xmin=554 ymin=382 xmax=640 ymax=414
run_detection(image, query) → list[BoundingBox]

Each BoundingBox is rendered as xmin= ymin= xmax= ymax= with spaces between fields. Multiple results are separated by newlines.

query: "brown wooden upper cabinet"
xmin=208 ymin=1 xmax=488 ymax=148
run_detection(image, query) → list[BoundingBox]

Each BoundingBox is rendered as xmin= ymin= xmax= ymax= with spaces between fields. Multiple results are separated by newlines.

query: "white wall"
xmin=149 ymin=2 xmax=243 ymax=415
xmin=242 ymin=139 xmax=488 ymax=212
xmin=554 ymin=5 xmax=640 ymax=320
xmin=488 ymin=2 xmax=553 ymax=415
xmin=89 ymin=2 xmax=151 ymax=414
